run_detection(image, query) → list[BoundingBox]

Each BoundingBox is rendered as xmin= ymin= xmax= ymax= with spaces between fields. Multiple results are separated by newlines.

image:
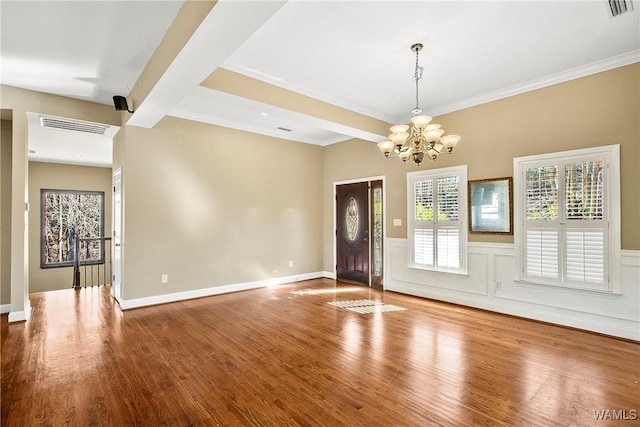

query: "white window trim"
xmin=513 ymin=144 xmax=621 ymax=293
xmin=407 ymin=165 xmax=468 ymax=275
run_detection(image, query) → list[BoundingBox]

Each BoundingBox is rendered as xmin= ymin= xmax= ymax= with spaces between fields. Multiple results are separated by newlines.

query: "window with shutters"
xmin=408 ymin=165 xmax=468 ymax=274
xmin=514 ymin=145 xmax=620 ymax=292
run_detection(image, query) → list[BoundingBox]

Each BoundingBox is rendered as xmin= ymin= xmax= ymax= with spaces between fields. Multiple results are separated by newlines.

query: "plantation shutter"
xmin=436 ymin=176 xmax=460 ymax=269
xmin=437 ymin=227 xmax=460 ymax=269
xmin=524 ymin=166 xmax=560 ymax=281
xmin=564 ymin=160 xmax=606 ymax=286
xmin=522 ymin=158 xmax=608 ymax=289
xmin=525 ymin=229 xmax=558 ymax=279
xmin=413 ymin=179 xmax=434 ymax=265
xmin=414 ymin=229 xmax=434 ymax=266
xmin=411 ymin=170 xmax=464 ymax=272
xmin=437 ymin=177 xmax=459 ymax=221
xmin=565 ymin=230 xmax=604 ymax=283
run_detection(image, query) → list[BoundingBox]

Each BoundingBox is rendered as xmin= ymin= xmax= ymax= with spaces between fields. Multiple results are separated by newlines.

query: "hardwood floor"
xmin=1 ymin=279 xmax=638 ymax=426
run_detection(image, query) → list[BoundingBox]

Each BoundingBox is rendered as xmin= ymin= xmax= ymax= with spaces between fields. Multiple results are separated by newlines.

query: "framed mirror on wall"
xmin=468 ymin=177 xmax=513 ymax=234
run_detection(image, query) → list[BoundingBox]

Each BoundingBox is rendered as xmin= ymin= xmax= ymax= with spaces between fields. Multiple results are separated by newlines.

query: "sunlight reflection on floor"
xmin=289 ymin=287 xmax=365 ymax=295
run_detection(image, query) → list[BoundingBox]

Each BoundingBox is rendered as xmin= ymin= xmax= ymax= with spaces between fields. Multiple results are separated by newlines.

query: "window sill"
xmin=513 ymin=279 xmax=622 ymax=296
xmin=408 ymin=264 xmax=469 ymax=278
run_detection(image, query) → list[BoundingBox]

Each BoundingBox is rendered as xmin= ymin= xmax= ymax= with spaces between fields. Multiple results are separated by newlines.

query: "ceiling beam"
xmin=126 ymin=0 xmax=287 ymax=129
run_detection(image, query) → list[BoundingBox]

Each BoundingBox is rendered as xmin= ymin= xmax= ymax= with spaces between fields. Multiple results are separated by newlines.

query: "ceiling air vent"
xmin=608 ymin=0 xmax=633 ymax=17
xmin=277 ymin=126 xmax=292 ymax=132
xmin=40 ymin=116 xmax=108 ymax=135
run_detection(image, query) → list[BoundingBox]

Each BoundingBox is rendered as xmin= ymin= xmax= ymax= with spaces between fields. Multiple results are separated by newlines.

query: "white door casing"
xmin=112 ymin=168 xmax=122 ymax=301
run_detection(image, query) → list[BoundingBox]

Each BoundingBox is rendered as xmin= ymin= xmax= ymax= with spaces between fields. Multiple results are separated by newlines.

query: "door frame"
xmin=111 ymin=167 xmax=123 ymax=304
xmin=333 ymin=175 xmax=386 ymax=288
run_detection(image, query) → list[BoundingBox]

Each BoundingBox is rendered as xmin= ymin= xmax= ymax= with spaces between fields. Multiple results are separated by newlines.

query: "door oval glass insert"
xmin=346 ymin=197 xmax=359 ymax=241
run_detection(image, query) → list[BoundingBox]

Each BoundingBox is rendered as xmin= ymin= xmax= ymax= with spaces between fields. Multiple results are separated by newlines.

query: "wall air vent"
xmin=40 ymin=116 xmax=109 ymax=135
xmin=277 ymin=126 xmax=292 ymax=132
xmin=608 ymin=0 xmax=633 ymax=17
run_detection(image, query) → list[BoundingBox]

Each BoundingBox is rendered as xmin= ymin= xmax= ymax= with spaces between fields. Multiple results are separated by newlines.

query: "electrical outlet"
xmin=161 ymin=274 xmax=168 ymax=283
xmin=289 ymin=260 xmax=294 ymax=268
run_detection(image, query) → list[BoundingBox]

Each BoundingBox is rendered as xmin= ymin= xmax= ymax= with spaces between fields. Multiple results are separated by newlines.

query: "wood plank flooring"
xmin=1 ymin=279 xmax=639 ymax=426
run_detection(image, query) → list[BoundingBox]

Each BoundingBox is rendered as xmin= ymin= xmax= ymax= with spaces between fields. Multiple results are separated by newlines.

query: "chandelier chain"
xmin=413 ymin=47 xmax=424 ymax=113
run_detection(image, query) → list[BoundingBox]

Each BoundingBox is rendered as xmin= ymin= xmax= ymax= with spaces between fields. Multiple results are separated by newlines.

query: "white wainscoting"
xmin=385 ymin=239 xmax=640 ymax=341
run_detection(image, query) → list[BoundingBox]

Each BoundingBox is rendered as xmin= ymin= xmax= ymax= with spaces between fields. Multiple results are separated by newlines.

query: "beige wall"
xmin=323 ymin=64 xmax=640 ymax=272
xmin=1 ymin=118 xmax=12 ymax=305
xmin=28 ymin=162 xmax=113 ymax=293
xmin=119 ymin=116 xmax=324 ymax=300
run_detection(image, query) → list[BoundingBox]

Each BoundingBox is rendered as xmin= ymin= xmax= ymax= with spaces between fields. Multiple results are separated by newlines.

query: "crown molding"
xmin=226 ymin=51 xmax=639 ymax=124
xmin=221 ymin=62 xmax=398 ymax=124
xmin=427 ymin=50 xmax=640 ymax=118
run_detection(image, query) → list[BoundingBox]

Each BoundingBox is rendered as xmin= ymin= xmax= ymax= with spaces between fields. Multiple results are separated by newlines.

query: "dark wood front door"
xmin=336 ymin=182 xmax=369 ymax=285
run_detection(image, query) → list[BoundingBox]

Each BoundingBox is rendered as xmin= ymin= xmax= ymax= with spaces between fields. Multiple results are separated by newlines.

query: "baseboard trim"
xmin=8 ymin=299 xmax=31 ymax=323
xmin=322 ymin=270 xmax=336 ymax=279
xmin=0 ymin=304 xmax=11 ymax=314
xmin=118 ymin=271 xmax=326 ymax=310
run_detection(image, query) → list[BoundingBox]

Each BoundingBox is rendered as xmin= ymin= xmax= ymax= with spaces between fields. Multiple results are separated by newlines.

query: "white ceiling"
xmin=1 ymin=1 xmax=183 ymax=105
xmin=1 ymin=1 xmax=639 ymax=166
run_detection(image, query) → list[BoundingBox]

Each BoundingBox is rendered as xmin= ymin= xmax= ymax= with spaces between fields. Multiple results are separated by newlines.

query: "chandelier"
xmin=377 ymin=43 xmax=461 ymax=165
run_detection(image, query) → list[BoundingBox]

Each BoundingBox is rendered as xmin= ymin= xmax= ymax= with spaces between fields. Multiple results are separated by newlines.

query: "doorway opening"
xmin=335 ymin=177 xmax=384 ymax=289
